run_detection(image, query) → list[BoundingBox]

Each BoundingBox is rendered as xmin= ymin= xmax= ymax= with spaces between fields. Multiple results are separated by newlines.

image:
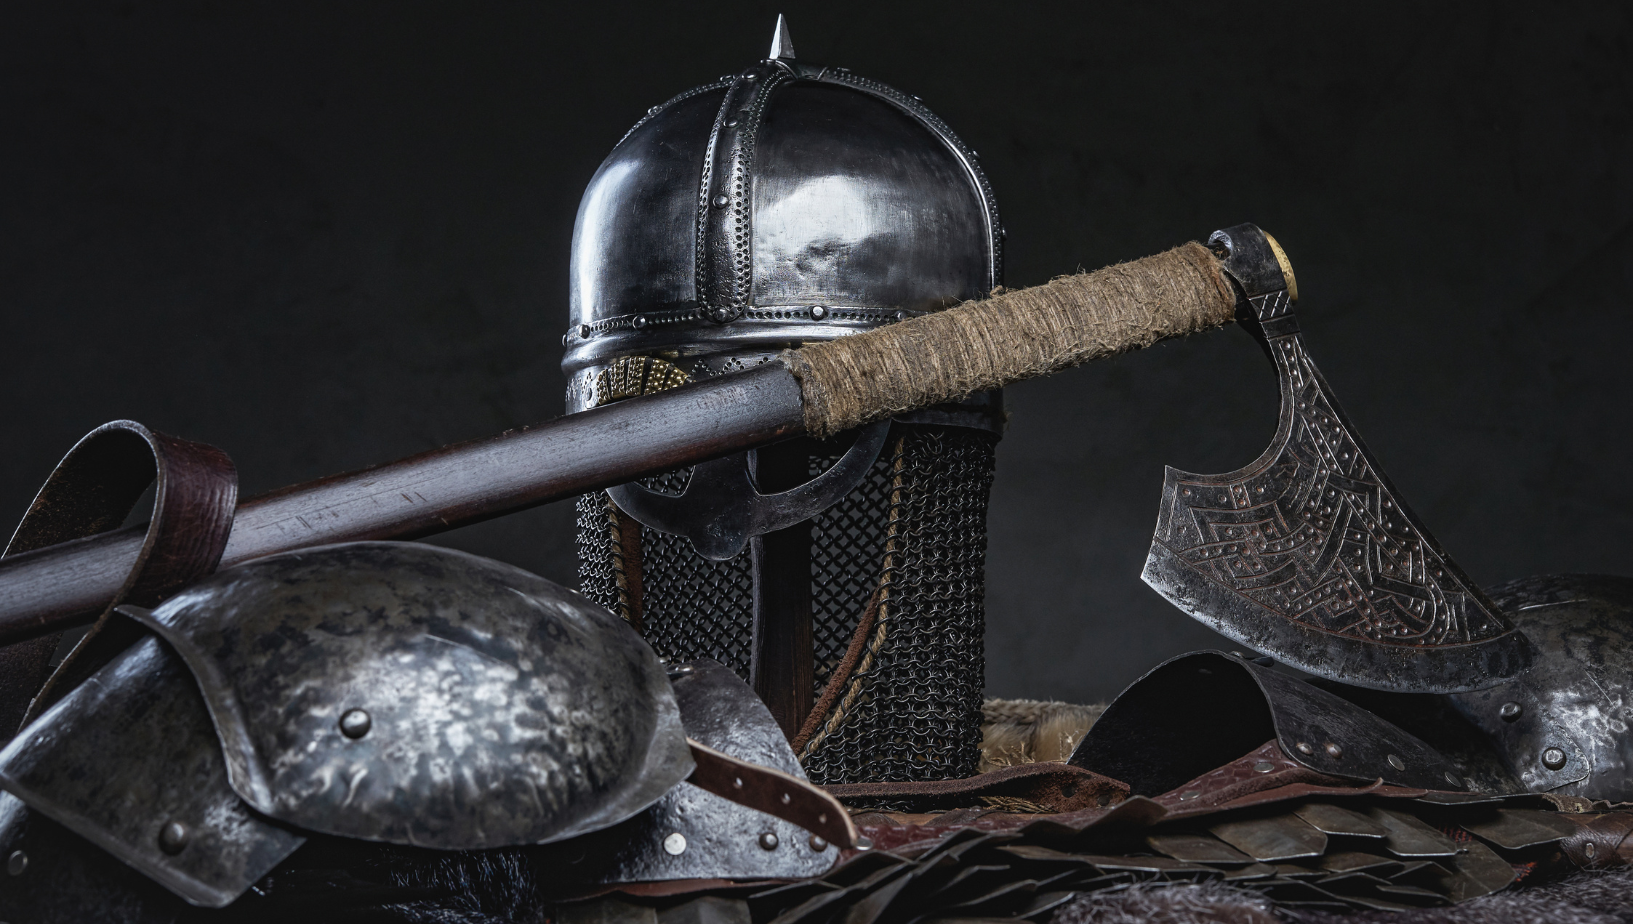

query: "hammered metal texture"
xmin=561 ymin=660 xmax=838 ymax=883
xmin=1144 ymin=289 xmax=1532 ymax=693
xmin=0 ymin=636 xmax=304 ymax=907
xmin=125 ymin=541 xmax=691 ymax=850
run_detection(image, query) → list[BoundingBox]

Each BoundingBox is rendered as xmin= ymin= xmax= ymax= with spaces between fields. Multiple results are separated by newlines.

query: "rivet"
xmin=6 ymin=850 xmax=25 ymax=876
xmin=733 ymin=776 xmax=743 ymax=789
xmin=809 ymin=305 xmax=828 ymax=320
xmin=725 ymin=118 xmax=738 ymax=127
xmin=1295 ymin=742 xmax=1313 ymax=756
xmin=339 ymin=709 xmax=372 ymax=739
xmin=712 ymin=194 xmax=730 ymax=208
xmin=711 ymin=307 xmax=734 ymax=323
xmin=1500 ymin=702 xmax=1523 ymax=722
xmin=1324 ymin=743 xmax=1342 ymax=759
xmin=1253 ymin=761 xmax=1274 ymax=773
xmin=780 ymin=793 xmax=791 ymax=805
xmin=808 ymin=834 xmax=828 ymax=851
xmin=631 ymin=315 xmax=647 ymax=329
xmin=1179 ymin=790 xmax=1201 ymax=801
xmin=1584 ymin=840 xmax=1596 ymax=858
xmin=663 ymin=832 xmax=687 ymax=855
xmin=158 ymin=821 xmax=191 ymax=855
xmin=854 ymin=835 xmax=874 ymax=850
xmin=758 ymin=832 xmax=779 ymax=851
xmin=1445 ymin=771 xmax=1462 ymax=787
xmin=578 ymin=324 xmax=592 ymax=339
xmin=1542 ymin=747 xmax=1567 ymax=771
xmin=1387 ymin=754 xmax=1405 ymax=771
xmin=894 ymin=311 xmax=907 ymax=321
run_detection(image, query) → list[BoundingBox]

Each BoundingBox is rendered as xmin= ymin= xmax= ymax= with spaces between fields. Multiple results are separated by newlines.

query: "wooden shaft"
xmin=0 ymin=365 xmax=804 ymax=645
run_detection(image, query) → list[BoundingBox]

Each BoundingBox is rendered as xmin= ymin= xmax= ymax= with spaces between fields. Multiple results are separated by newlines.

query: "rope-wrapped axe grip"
xmin=780 ymin=223 xmax=1297 ymax=439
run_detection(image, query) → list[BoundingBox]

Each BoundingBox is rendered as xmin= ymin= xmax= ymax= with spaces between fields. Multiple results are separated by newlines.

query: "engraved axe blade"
xmin=1141 ymin=225 xmax=1533 ymax=694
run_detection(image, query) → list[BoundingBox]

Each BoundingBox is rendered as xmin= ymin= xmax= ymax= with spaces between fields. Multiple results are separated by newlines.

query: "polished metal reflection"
xmin=120 ymin=541 xmax=692 ymax=850
xmin=563 ymin=22 xmax=1001 ymax=412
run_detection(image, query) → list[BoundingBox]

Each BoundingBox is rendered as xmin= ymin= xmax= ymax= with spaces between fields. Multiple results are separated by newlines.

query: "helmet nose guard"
xmin=121 ymin=541 xmax=692 ymax=851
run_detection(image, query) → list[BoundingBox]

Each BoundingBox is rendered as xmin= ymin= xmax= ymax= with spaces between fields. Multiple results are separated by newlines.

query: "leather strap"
xmin=0 ymin=420 xmax=236 ymax=738
xmin=825 ymin=762 xmax=1130 ymax=815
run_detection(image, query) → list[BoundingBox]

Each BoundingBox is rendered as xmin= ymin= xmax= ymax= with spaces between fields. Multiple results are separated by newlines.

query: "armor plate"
xmin=122 ymin=541 xmax=692 ymax=850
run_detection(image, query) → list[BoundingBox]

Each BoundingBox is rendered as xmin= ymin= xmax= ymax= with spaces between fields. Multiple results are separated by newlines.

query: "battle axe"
xmin=0 ymin=223 xmax=1529 ymax=711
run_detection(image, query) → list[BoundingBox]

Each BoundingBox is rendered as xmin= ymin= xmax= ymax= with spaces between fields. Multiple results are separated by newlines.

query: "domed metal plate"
xmin=122 ymin=541 xmax=692 ymax=850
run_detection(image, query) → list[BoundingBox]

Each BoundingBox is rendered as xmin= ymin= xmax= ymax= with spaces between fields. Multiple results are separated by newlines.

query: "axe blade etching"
xmin=1142 ymin=230 xmax=1533 ymax=694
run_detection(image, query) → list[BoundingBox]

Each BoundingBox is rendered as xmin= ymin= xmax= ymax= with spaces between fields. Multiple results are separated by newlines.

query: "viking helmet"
xmin=565 ymin=18 xmax=1004 ymax=785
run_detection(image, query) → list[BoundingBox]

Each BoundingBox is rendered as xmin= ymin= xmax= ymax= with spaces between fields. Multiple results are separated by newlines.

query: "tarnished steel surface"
xmin=0 ymin=636 xmax=303 ymax=907
xmin=1207 ymin=813 xmax=1328 ymax=861
xmin=1143 ymin=227 xmax=1533 ymax=694
xmin=0 ymin=792 xmax=199 ymax=924
xmin=123 ymin=541 xmax=692 ymax=849
xmin=608 ymin=421 xmax=889 ymax=560
xmin=548 ymin=660 xmax=840 ymax=884
xmin=562 ymin=23 xmax=1000 ymax=404
xmin=1068 ymin=651 xmax=1458 ymax=794
xmin=1448 ymin=574 xmax=1631 ymax=801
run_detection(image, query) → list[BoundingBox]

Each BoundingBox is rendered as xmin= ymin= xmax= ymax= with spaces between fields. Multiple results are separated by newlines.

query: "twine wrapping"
xmin=780 ymin=241 xmax=1237 ymax=438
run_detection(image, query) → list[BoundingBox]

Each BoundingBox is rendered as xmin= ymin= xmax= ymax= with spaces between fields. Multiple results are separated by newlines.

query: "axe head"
xmin=1142 ymin=225 xmax=1533 ymax=694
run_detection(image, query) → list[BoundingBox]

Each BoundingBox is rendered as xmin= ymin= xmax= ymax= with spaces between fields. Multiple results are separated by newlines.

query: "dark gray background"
xmin=0 ymin=3 xmax=1628 ymax=703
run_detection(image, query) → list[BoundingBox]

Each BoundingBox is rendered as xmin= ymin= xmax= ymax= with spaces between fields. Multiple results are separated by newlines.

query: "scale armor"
xmin=565 ymin=21 xmax=1002 ymax=785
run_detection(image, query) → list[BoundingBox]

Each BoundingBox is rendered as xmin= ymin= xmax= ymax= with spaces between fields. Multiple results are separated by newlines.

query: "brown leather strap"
xmin=0 ymin=420 xmax=236 ymax=738
xmin=825 ymin=762 xmax=1130 ymax=815
xmin=686 ymin=737 xmax=862 ymax=849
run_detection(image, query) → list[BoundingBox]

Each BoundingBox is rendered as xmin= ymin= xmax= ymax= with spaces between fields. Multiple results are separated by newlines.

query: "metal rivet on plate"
xmin=808 ymin=834 xmax=828 ymax=851
xmin=1295 ymin=742 xmax=1313 ymax=756
xmin=1387 ymin=754 xmax=1405 ymax=771
xmin=1585 ymin=841 xmax=1596 ymax=858
xmin=733 ymin=776 xmax=743 ymax=789
xmin=632 ymin=315 xmax=647 ymax=329
xmin=339 ymin=709 xmax=372 ymax=739
xmin=6 ymin=850 xmax=25 ymax=876
xmin=1500 ymin=702 xmax=1523 ymax=722
xmin=725 ymin=118 xmax=738 ymax=127
xmin=1542 ymin=747 xmax=1567 ymax=771
xmin=1445 ymin=772 xmax=1462 ymax=787
xmin=758 ymin=832 xmax=778 ymax=851
xmin=1253 ymin=761 xmax=1274 ymax=773
xmin=1179 ymin=790 xmax=1201 ymax=801
xmin=712 ymin=194 xmax=730 ymax=208
xmin=158 ymin=821 xmax=191 ymax=855
xmin=780 ymin=793 xmax=791 ymax=805
xmin=810 ymin=305 xmax=828 ymax=320
xmin=578 ymin=324 xmax=592 ymax=339
xmin=663 ymin=832 xmax=687 ymax=855
xmin=1324 ymin=743 xmax=1342 ymax=758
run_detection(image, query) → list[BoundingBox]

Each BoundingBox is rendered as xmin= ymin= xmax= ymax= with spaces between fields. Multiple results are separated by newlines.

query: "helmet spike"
xmin=769 ymin=14 xmax=796 ymax=60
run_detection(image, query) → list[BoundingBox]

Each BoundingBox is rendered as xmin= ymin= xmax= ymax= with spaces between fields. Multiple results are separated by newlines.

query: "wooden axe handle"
xmin=782 ymin=241 xmax=1240 ymax=438
xmin=0 ymin=229 xmax=1280 ymax=647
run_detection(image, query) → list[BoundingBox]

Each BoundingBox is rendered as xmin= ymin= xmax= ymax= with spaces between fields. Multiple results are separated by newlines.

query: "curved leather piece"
xmin=0 ymin=635 xmax=304 ymax=907
xmin=123 ymin=541 xmax=692 ymax=850
xmin=1068 ymin=651 xmax=1458 ymax=795
xmin=0 ymin=420 xmax=237 ymax=737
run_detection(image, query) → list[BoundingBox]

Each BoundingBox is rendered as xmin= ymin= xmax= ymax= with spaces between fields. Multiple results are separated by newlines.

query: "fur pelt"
xmin=1050 ymin=869 xmax=1633 ymax=924
xmin=978 ymin=697 xmax=1106 ymax=772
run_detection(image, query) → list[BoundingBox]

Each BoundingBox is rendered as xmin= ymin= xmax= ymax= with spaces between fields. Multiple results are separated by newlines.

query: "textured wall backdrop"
xmin=0 ymin=2 xmax=1628 ymax=703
